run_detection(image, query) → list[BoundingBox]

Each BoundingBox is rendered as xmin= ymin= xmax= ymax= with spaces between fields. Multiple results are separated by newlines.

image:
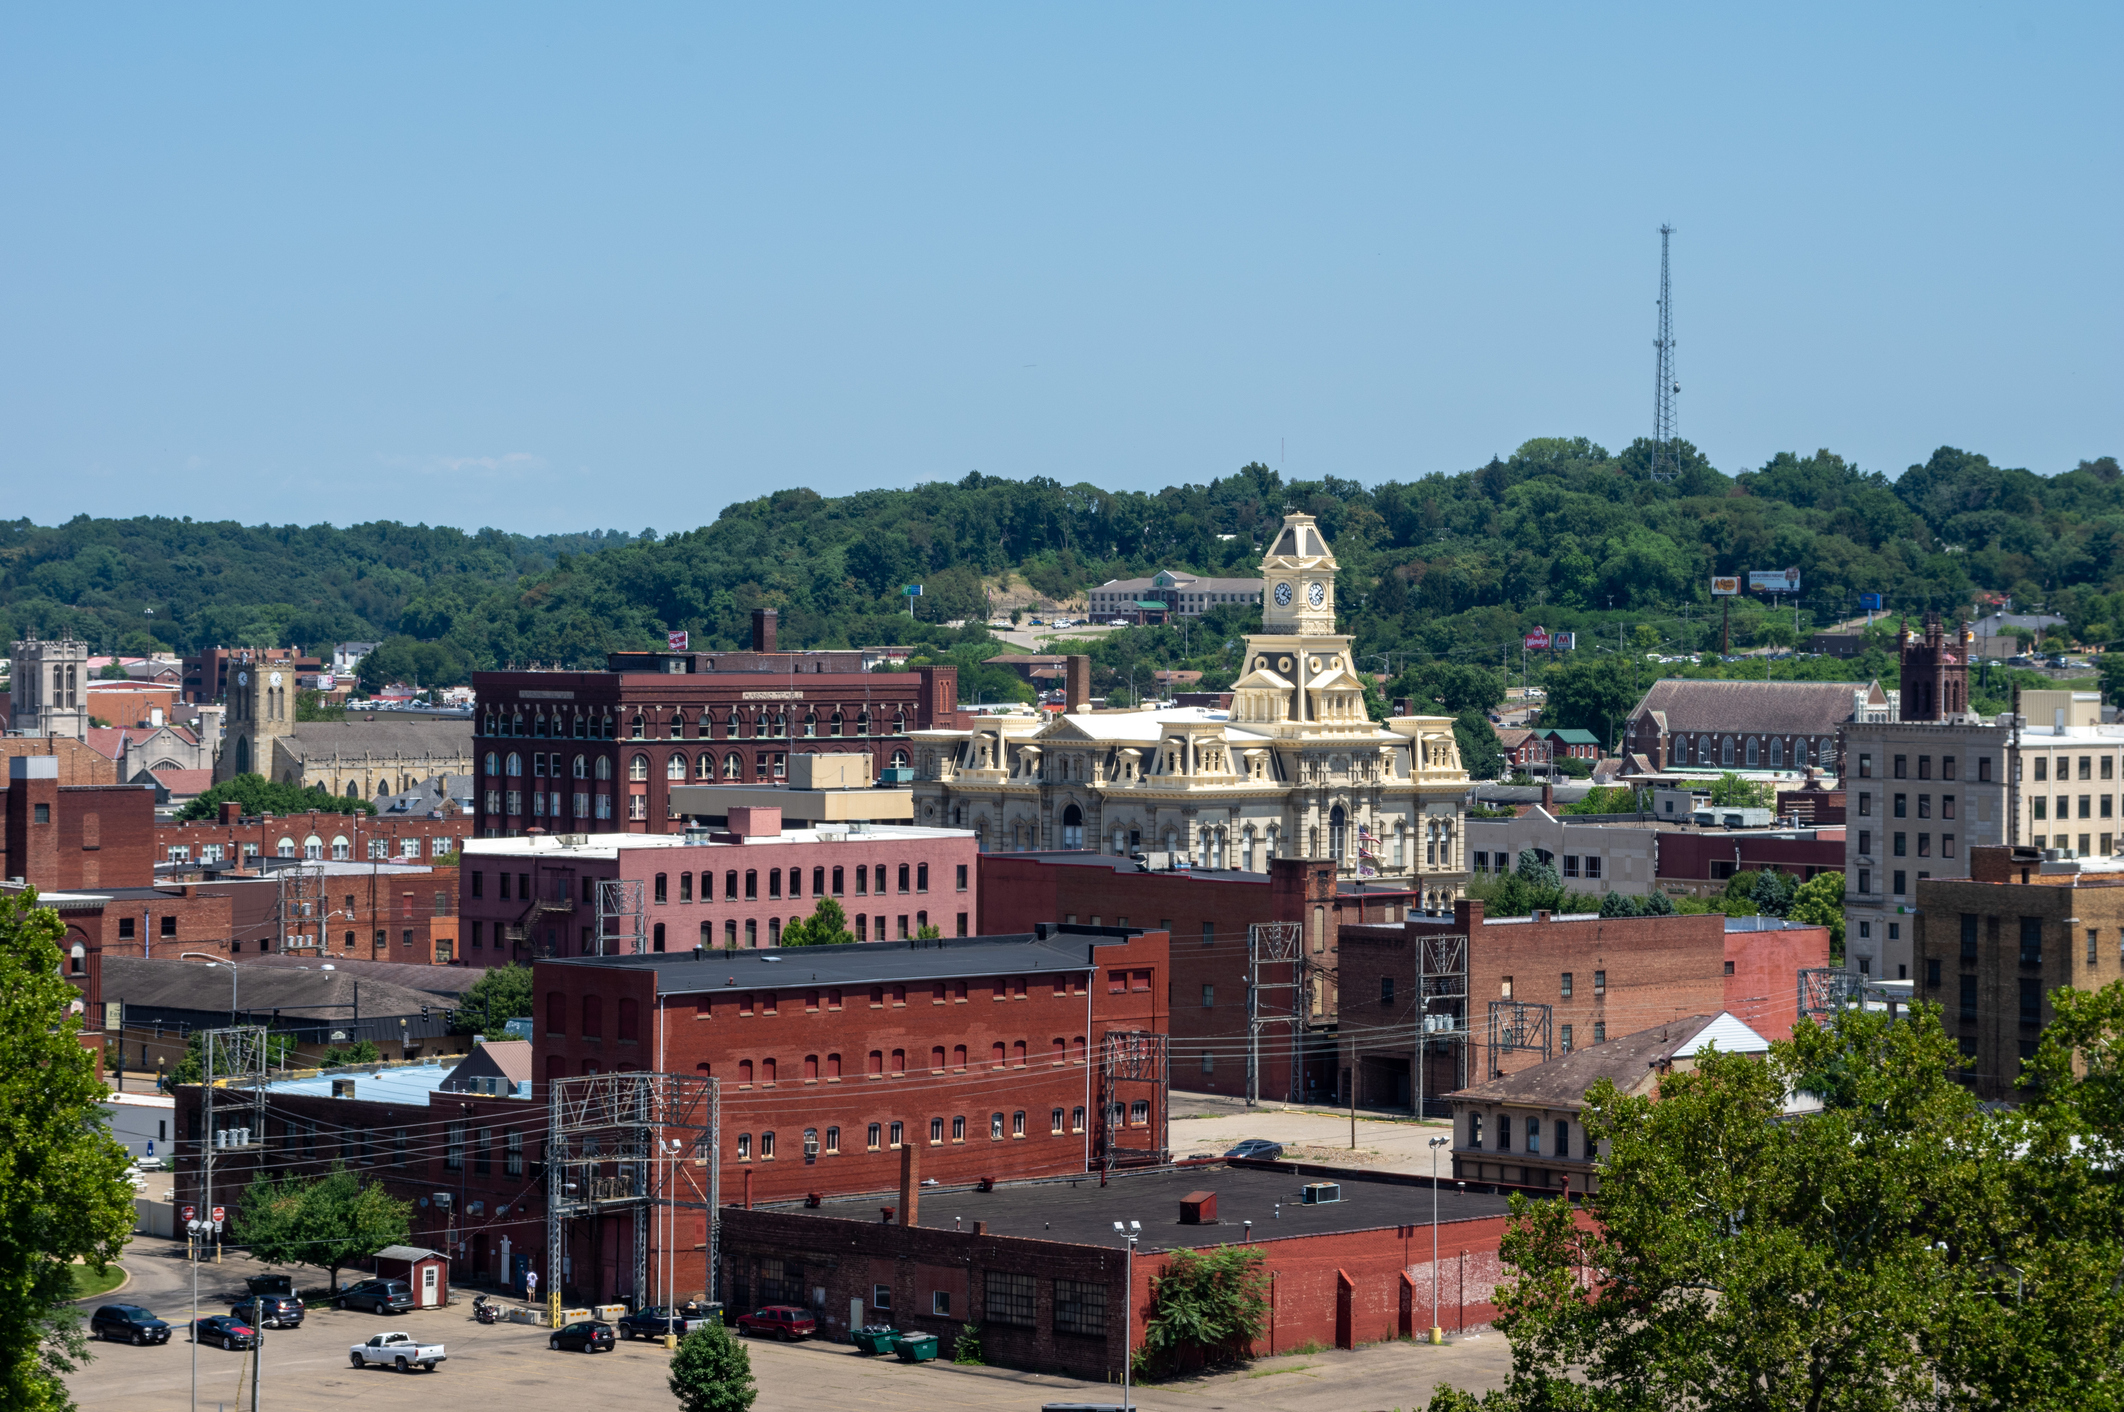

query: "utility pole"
xmin=1649 ymin=224 xmax=1678 ymax=482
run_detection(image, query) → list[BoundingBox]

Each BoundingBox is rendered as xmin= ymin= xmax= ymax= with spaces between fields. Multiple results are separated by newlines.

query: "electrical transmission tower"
xmin=1649 ymin=223 xmax=1678 ymax=481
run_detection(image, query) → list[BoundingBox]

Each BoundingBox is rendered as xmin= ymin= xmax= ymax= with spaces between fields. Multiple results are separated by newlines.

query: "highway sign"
xmin=1710 ymin=576 xmax=1740 ymax=596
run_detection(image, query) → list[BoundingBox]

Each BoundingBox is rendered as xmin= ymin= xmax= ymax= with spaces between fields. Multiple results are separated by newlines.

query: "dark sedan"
xmin=191 ymin=1316 xmax=257 ymax=1351
xmin=334 ymin=1279 xmax=415 ymax=1315
xmin=231 ymin=1294 xmax=304 ymax=1328
xmin=89 ymin=1305 xmax=171 ymax=1345
xmin=1224 ymin=1139 xmax=1284 ymax=1161
xmin=549 ymin=1319 xmax=615 ymax=1353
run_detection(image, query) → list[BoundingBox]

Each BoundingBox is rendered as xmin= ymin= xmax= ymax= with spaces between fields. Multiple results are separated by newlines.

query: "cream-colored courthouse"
xmin=909 ymin=513 xmax=1471 ymax=907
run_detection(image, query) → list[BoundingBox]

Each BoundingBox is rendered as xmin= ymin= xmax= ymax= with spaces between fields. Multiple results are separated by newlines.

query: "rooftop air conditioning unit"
xmin=1300 ymin=1181 xmax=1341 ymax=1205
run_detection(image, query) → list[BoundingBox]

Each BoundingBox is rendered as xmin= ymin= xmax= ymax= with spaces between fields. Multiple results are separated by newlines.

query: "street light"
xmin=1427 ymin=1134 xmax=1451 ymax=1344
xmin=178 ymin=952 xmax=236 ymax=1023
xmin=1112 ymin=1220 xmax=1140 ymax=1410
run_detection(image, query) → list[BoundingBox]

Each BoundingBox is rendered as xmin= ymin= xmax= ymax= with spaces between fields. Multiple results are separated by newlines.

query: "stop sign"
xmin=181 ymin=1205 xmax=195 ymax=1223
xmin=211 ymin=1206 xmax=225 ymax=1224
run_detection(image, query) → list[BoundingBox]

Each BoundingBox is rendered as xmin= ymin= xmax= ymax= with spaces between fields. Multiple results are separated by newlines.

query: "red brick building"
xmin=157 ymin=800 xmax=470 ymax=871
xmin=975 ymin=854 xmax=1420 ymax=1102
xmin=459 ymin=817 xmax=981 ymax=967
xmin=1338 ymin=898 xmax=1831 ymax=1108
xmin=470 ymin=613 xmax=961 ymax=840
xmin=182 ymin=646 xmax=320 ymax=706
xmin=1654 ymin=828 xmax=1845 ymax=896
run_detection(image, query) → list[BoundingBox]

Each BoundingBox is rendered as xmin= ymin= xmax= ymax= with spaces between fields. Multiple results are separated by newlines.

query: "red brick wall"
xmin=1725 ymin=923 xmax=1831 ymax=1039
xmin=3 ymin=781 xmax=158 ymax=891
xmin=531 ymin=930 xmax=1169 ymax=1207
xmin=97 ymin=888 xmax=237 ymax=959
xmin=158 ymin=811 xmax=469 ymax=870
xmin=1655 ymin=832 xmax=1845 ymax=885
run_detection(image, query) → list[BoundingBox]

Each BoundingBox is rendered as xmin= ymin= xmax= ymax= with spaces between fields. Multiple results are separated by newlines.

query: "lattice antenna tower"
xmin=1649 ymin=224 xmax=1678 ymax=482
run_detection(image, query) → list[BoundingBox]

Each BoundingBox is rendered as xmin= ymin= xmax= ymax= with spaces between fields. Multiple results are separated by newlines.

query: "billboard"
xmin=1551 ymin=630 xmax=1576 ymax=651
xmin=1858 ymin=592 xmax=1883 ymax=612
xmin=1710 ymin=576 xmax=1741 ymax=596
xmin=1524 ymin=627 xmax=1550 ymax=651
xmin=666 ymin=630 xmax=689 ymax=652
xmin=1749 ymin=568 xmax=1802 ymax=594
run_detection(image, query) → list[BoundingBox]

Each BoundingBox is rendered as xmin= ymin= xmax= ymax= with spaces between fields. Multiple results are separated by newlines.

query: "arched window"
xmin=696 ymin=753 xmax=715 ymax=779
xmin=570 ymin=755 xmax=586 ymax=779
xmin=630 ymin=714 xmax=646 ymax=740
xmin=1328 ymin=806 xmax=1348 ymax=864
xmin=1746 ymin=737 xmax=1760 ymax=767
xmin=1061 ymin=803 xmax=1084 ymax=850
xmin=856 ymin=710 xmax=870 ymax=736
xmin=1721 ymin=737 xmax=1736 ymax=766
xmin=724 ymin=753 xmax=741 ymax=779
xmin=346 ymin=781 xmax=359 ymax=798
xmin=829 ymin=711 xmax=844 ymax=738
xmin=651 ymin=924 xmax=665 ymax=953
xmin=670 ymin=713 xmax=686 ymax=740
xmin=506 ymin=753 xmax=521 ymax=777
xmin=595 ymin=755 xmax=612 ymax=780
xmin=891 ymin=749 xmax=909 ymax=769
xmin=667 ymin=754 xmax=686 ymax=781
xmin=331 ymin=836 xmax=350 ymax=860
xmin=485 ymin=752 xmax=499 ymax=776
xmin=302 ymin=834 xmax=324 ymax=860
xmin=630 ymin=754 xmax=650 ymax=782
xmin=69 ymin=942 xmax=85 ymax=975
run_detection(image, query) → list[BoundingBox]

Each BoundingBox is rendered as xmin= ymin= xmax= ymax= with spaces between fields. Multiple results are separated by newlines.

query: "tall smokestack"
xmin=1065 ymin=655 xmax=1091 ymax=713
xmin=898 ymin=1134 xmax=920 ymax=1227
xmin=751 ymin=609 xmax=778 ymax=654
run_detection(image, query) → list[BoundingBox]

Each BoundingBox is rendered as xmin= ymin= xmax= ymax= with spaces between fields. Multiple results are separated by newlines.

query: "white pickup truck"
xmin=348 ymin=1330 xmax=446 ymax=1372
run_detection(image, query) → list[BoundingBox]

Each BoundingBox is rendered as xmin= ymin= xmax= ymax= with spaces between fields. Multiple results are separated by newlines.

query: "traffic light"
xmin=421 ymin=1004 xmax=430 ymax=1020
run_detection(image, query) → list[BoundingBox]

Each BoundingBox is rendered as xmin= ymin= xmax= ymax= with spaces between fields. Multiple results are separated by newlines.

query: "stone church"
xmin=214 ymin=659 xmax=472 ymax=799
xmin=910 ymin=512 xmax=1470 ymax=909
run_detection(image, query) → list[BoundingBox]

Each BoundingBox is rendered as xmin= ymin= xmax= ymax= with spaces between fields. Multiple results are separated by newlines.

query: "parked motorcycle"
xmin=473 ymin=1294 xmax=501 ymax=1325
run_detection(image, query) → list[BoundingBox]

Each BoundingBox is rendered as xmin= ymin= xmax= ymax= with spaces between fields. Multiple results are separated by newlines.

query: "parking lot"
xmin=68 ymin=1237 xmax=1510 ymax=1412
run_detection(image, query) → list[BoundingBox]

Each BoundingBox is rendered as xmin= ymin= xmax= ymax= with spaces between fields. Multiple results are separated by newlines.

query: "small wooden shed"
xmin=372 ymin=1245 xmax=450 ymax=1308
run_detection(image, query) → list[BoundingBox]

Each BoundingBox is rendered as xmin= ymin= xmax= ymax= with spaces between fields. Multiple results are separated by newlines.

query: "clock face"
xmin=237 ymin=672 xmax=248 ymax=686
xmin=1273 ymin=582 xmax=1293 ymax=606
xmin=1307 ymin=580 xmax=1326 ymax=608
xmin=269 ymin=671 xmax=283 ymax=687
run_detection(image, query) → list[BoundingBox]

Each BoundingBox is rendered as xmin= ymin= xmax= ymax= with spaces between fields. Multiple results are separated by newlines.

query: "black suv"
xmin=90 ymin=1305 xmax=171 ymax=1345
xmin=334 ymin=1279 xmax=415 ymax=1315
xmin=231 ymin=1294 xmax=304 ymax=1328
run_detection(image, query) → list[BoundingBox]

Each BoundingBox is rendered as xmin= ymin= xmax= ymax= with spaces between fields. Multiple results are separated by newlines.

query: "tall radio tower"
xmin=1650 ymin=224 xmax=1677 ymax=481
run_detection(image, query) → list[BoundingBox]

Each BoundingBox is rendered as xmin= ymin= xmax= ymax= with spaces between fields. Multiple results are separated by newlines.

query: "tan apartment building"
xmin=1912 ymin=845 xmax=2124 ymax=1100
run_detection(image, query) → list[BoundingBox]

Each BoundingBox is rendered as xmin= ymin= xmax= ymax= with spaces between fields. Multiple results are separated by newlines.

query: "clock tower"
xmin=1260 ymin=514 xmax=1337 ymax=636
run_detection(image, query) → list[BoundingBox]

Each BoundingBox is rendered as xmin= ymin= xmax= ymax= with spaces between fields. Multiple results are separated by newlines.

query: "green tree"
xmin=667 ymin=1319 xmax=757 ymax=1412
xmin=779 ymin=897 xmax=854 ymax=948
xmin=1563 ymin=785 xmax=1643 ymax=815
xmin=320 ymin=1039 xmax=382 ymax=1066
xmin=0 ymin=890 xmax=138 ymax=1410
xmin=173 ymin=773 xmax=374 ymax=823
xmin=1425 ymin=1007 xmax=2007 ymax=1412
xmin=1454 ymin=710 xmax=1504 ymax=780
xmin=1514 ymin=849 xmax=1559 ymax=890
xmin=1788 ymin=870 xmax=1846 ymax=952
xmin=294 ymin=687 xmax=347 ymax=722
xmin=451 ymin=963 xmax=533 ymax=1035
xmin=234 ymin=1165 xmax=412 ymax=1294
xmin=2098 ymin=652 xmax=2124 ymax=709
xmin=1708 ymin=771 xmax=1769 ymax=807
xmin=1137 ymin=1245 xmax=1270 ymax=1375
xmin=1539 ymin=655 xmax=1646 ymax=744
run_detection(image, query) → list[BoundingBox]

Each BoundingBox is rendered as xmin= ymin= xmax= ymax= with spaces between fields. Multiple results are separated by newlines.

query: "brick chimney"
xmin=1065 ymin=655 xmax=1092 ymax=712
xmin=1541 ymin=780 xmax=1554 ymax=812
xmin=1454 ymin=896 xmax=1485 ymax=934
xmin=898 ymin=1135 xmax=920 ymax=1227
xmin=6 ymin=756 xmax=60 ymax=888
xmin=750 ymin=609 xmax=778 ymax=654
xmin=220 ymin=800 xmax=242 ymax=827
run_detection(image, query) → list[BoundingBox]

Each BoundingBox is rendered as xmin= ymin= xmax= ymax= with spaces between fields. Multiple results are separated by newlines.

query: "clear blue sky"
xmin=2 ymin=5 xmax=2117 ymax=536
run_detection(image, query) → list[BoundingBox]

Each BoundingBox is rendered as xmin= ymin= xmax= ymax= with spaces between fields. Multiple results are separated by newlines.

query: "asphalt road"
xmin=70 ymin=1236 xmax=1511 ymax=1412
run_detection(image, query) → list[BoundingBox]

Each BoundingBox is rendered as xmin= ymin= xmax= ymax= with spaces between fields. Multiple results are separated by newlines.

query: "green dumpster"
xmin=853 ymin=1327 xmax=899 ymax=1356
xmin=892 ymin=1333 xmax=939 ymax=1363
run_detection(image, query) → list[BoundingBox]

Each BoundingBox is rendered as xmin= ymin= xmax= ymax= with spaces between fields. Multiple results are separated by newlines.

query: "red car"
xmin=734 ymin=1305 xmax=816 ymax=1341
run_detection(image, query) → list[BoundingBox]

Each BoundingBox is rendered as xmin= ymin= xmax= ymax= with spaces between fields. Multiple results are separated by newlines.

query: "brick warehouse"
xmin=158 ymin=800 xmax=470 ymax=871
xmin=1336 ymin=898 xmax=1831 ymax=1107
xmin=976 ymin=852 xmax=1419 ymax=1103
xmin=459 ymin=813 xmax=981 ymax=966
xmin=469 ymin=612 xmax=961 ymax=840
xmin=719 ymin=1163 xmax=1544 ymax=1373
xmin=170 ymin=925 xmax=1173 ymax=1311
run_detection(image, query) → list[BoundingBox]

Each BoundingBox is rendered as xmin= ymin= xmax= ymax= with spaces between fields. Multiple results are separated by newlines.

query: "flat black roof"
xmin=545 ymin=929 xmax=1142 ymax=995
xmin=782 ymin=1163 xmax=1510 ymax=1251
